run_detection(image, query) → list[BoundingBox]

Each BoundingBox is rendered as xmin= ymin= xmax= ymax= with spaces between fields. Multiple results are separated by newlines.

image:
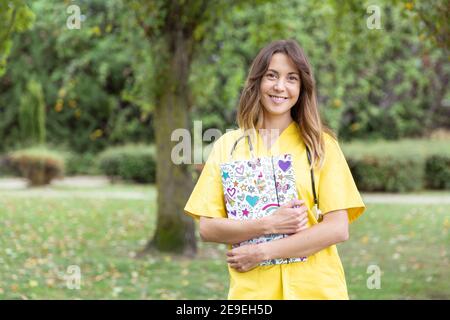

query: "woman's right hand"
xmin=262 ymin=199 xmax=309 ymax=235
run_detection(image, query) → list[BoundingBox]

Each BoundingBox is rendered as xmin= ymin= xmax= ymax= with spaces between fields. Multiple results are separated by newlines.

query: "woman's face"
xmin=259 ymin=53 xmax=301 ymax=117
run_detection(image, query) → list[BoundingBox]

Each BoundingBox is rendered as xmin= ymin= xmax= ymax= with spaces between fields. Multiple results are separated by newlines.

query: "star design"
xmin=222 ymin=171 xmax=230 ymax=180
xmin=242 ymin=209 xmax=249 ymax=217
xmin=233 ymin=181 xmax=239 ymax=187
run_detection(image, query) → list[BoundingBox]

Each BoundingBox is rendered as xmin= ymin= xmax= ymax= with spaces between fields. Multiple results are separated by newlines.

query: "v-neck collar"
xmin=255 ymin=121 xmax=298 ymax=155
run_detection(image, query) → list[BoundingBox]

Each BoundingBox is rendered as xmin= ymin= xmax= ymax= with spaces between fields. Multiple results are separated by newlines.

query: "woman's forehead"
xmin=267 ymin=53 xmax=298 ymax=74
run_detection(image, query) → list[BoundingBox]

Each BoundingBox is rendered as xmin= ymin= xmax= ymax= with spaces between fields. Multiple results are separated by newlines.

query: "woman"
xmin=184 ymin=39 xmax=365 ymax=299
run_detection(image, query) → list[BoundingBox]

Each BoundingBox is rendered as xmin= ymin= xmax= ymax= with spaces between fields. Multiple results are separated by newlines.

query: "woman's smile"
xmin=268 ymin=94 xmax=289 ymax=104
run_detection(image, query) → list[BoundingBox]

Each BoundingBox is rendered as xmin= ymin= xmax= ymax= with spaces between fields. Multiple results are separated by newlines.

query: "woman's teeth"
xmin=269 ymin=95 xmax=288 ymax=104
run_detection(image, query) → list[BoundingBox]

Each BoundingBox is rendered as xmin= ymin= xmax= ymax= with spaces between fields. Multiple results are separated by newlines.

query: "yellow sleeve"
xmin=318 ymin=134 xmax=365 ymax=223
xmin=184 ymin=138 xmax=227 ymax=222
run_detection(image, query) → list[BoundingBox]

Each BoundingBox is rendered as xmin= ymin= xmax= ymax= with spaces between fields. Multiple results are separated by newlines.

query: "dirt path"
xmin=1 ymin=177 xmax=450 ymax=203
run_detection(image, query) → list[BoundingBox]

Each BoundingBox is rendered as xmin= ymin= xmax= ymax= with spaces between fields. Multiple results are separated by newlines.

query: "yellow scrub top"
xmin=184 ymin=121 xmax=366 ymax=300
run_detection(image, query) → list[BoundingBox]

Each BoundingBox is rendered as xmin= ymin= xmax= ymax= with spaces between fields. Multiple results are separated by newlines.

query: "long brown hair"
xmin=237 ymin=39 xmax=335 ymax=169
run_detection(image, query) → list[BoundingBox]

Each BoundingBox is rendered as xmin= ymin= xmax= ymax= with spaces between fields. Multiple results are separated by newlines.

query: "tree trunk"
xmin=145 ymin=30 xmax=197 ymax=256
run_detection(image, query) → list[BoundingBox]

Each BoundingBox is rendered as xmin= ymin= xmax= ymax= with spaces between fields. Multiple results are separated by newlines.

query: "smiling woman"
xmin=184 ymin=39 xmax=365 ymax=300
xmin=260 ymin=54 xmax=300 ymax=116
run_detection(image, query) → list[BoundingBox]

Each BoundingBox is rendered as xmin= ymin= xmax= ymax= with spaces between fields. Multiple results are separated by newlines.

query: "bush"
xmin=97 ymin=145 xmax=156 ymax=183
xmin=425 ymin=155 xmax=450 ymax=189
xmin=65 ymin=153 xmax=100 ymax=176
xmin=7 ymin=147 xmax=65 ymax=186
xmin=0 ymin=156 xmax=20 ymax=177
xmin=348 ymin=156 xmax=424 ymax=192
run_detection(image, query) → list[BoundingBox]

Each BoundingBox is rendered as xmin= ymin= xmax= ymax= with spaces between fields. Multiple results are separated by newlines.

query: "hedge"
xmin=7 ymin=147 xmax=65 ymax=186
xmin=65 ymin=152 xmax=99 ymax=176
xmin=425 ymin=155 xmax=450 ymax=189
xmin=97 ymin=144 xmax=156 ymax=183
xmin=348 ymin=156 xmax=425 ymax=192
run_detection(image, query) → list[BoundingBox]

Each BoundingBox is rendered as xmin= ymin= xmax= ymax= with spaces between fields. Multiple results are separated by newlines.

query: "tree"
xmin=127 ymin=0 xmax=273 ymax=255
xmin=127 ymin=0 xmax=210 ymax=256
xmin=19 ymin=79 xmax=46 ymax=145
xmin=0 ymin=0 xmax=34 ymax=76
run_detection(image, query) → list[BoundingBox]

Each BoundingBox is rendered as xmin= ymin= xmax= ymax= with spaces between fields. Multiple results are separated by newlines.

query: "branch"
xmin=134 ymin=10 xmax=156 ymax=40
xmin=0 ymin=8 xmax=17 ymax=45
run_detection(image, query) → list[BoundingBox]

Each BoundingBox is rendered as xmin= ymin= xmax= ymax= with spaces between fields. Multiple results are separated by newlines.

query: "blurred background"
xmin=0 ymin=0 xmax=448 ymax=299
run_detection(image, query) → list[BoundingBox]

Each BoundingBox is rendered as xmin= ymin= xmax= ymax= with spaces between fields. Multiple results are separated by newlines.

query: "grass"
xmin=341 ymin=203 xmax=449 ymax=299
xmin=341 ymin=138 xmax=450 ymax=160
xmin=0 ymin=184 xmax=449 ymax=299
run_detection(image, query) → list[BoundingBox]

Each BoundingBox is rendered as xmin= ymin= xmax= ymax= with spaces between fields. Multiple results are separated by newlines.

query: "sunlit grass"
xmin=0 ymin=186 xmax=448 ymax=299
xmin=342 ymin=138 xmax=450 ymax=160
xmin=341 ymin=203 xmax=449 ymax=299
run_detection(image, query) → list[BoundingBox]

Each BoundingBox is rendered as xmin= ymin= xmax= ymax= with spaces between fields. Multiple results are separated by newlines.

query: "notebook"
xmin=220 ymin=153 xmax=307 ymax=266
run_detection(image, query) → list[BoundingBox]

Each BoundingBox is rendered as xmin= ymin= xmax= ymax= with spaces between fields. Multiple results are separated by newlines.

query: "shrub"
xmin=65 ymin=153 xmax=99 ymax=176
xmin=0 ymin=156 xmax=20 ymax=177
xmin=97 ymin=145 xmax=156 ymax=183
xmin=348 ymin=156 xmax=424 ymax=192
xmin=7 ymin=147 xmax=65 ymax=186
xmin=425 ymin=155 xmax=450 ymax=189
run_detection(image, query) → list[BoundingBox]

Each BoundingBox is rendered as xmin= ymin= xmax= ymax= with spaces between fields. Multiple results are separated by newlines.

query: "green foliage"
xmin=65 ymin=152 xmax=99 ymax=176
xmin=19 ymin=79 xmax=46 ymax=146
xmin=343 ymin=138 xmax=450 ymax=191
xmin=0 ymin=0 xmax=35 ymax=76
xmin=0 ymin=0 xmax=153 ymax=154
xmin=406 ymin=0 xmax=449 ymax=51
xmin=188 ymin=0 xmax=449 ymax=139
xmin=0 ymin=0 xmax=448 ymax=157
xmin=342 ymin=138 xmax=450 ymax=160
xmin=425 ymin=155 xmax=450 ymax=189
xmin=349 ymin=156 xmax=424 ymax=192
xmin=0 ymin=155 xmax=19 ymax=176
xmin=97 ymin=144 xmax=156 ymax=183
xmin=324 ymin=0 xmax=449 ymax=139
xmin=7 ymin=146 xmax=65 ymax=186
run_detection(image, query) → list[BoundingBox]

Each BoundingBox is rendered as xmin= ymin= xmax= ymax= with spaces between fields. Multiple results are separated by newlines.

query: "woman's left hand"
xmin=226 ymin=244 xmax=265 ymax=272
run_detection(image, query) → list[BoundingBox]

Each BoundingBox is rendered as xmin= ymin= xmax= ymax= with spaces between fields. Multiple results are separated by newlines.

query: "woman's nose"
xmin=273 ymin=80 xmax=286 ymax=91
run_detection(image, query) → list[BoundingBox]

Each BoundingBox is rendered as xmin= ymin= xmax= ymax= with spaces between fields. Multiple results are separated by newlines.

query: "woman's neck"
xmin=260 ymin=113 xmax=294 ymax=133
xmin=257 ymin=113 xmax=294 ymax=150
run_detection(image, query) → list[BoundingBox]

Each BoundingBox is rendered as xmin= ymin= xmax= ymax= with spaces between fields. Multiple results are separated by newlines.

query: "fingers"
xmin=296 ymin=216 xmax=309 ymax=232
xmin=228 ymin=262 xmax=251 ymax=273
xmin=286 ymin=205 xmax=308 ymax=216
xmin=227 ymin=256 xmax=245 ymax=272
xmin=227 ymin=250 xmax=254 ymax=272
xmin=281 ymin=198 xmax=304 ymax=208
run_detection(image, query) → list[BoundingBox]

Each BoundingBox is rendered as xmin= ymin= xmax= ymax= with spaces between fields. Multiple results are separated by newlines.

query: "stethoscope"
xmin=229 ymin=133 xmax=323 ymax=222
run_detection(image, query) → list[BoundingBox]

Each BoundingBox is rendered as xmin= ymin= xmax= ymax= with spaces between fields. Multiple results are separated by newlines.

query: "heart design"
xmin=227 ymin=188 xmax=236 ymax=197
xmin=278 ymin=160 xmax=291 ymax=172
xmin=229 ymin=210 xmax=236 ymax=216
xmin=246 ymin=195 xmax=259 ymax=207
xmin=237 ymin=194 xmax=245 ymax=201
xmin=235 ymin=164 xmax=244 ymax=175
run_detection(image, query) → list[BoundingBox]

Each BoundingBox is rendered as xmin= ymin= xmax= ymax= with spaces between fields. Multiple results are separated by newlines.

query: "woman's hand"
xmin=261 ymin=199 xmax=309 ymax=235
xmin=226 ymin=244 xmax=265 ymax=272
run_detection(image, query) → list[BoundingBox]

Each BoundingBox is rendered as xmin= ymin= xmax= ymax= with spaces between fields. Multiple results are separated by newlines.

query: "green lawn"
xmin=341 ymin=203 xmax=449 ymax=299
xmin=341 ymin=138 xmax=450 ymax=160
xmin=0 ymin=184 xmax=448 ymax=299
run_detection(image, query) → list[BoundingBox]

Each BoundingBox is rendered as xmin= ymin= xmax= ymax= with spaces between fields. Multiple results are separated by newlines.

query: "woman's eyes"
xmin=265 ymin=73 xmax=298 ymax=81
